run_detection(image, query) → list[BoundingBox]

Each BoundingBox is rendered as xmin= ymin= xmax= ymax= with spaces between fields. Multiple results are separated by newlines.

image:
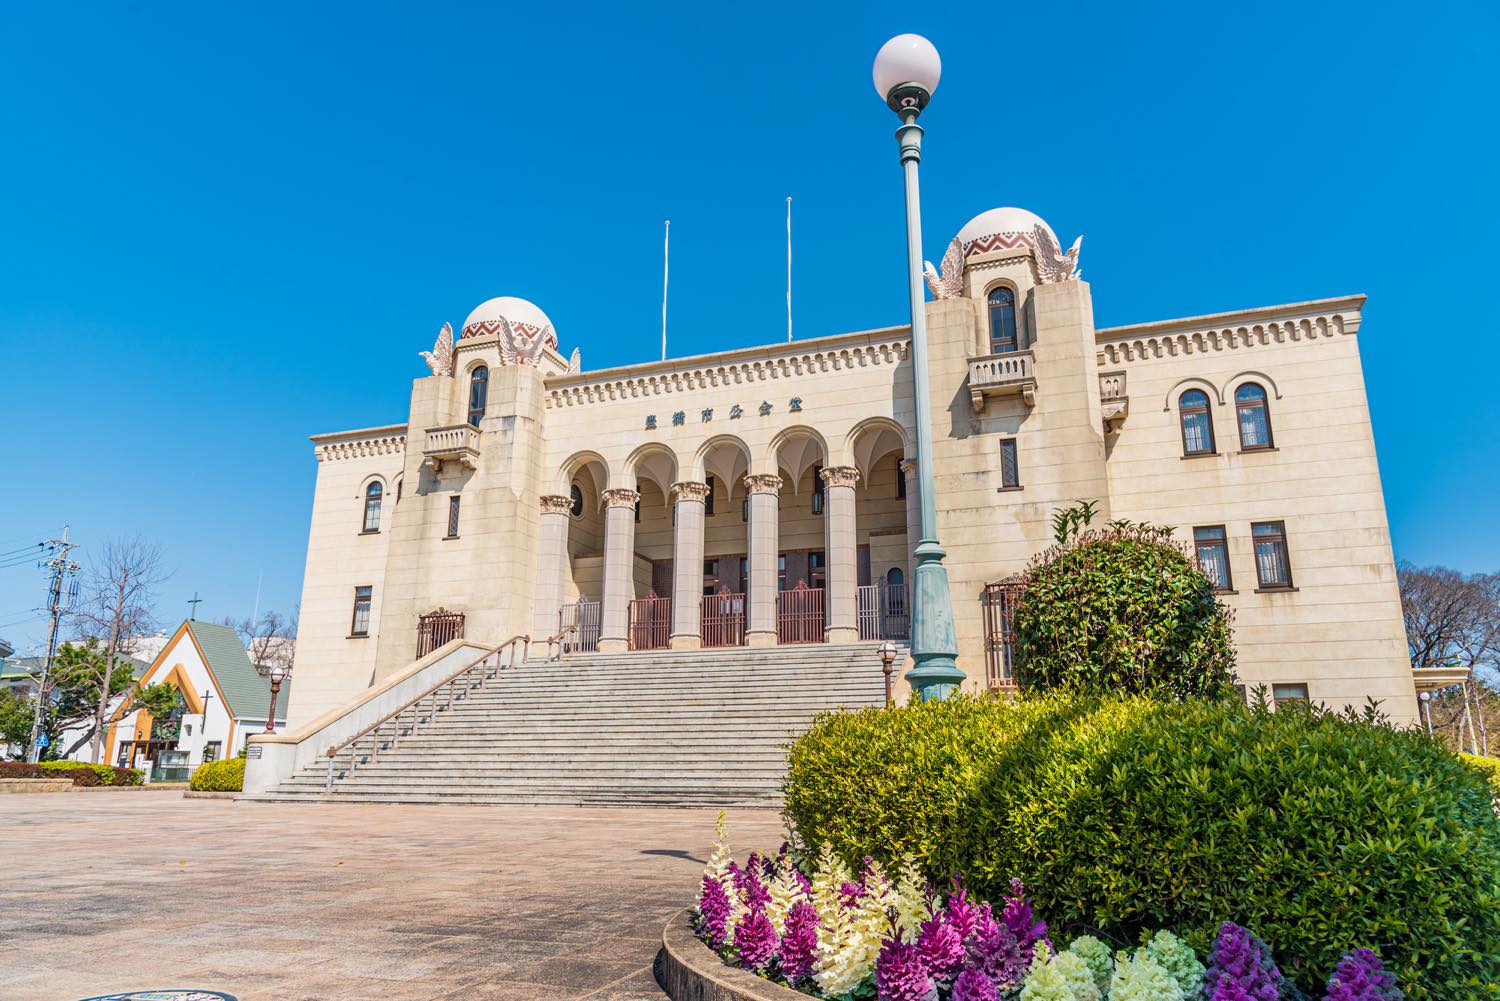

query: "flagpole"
xmin=786 ymin=197 xmax=793 ymax=342
xmin=661 ymin=220 xmax=670 ymax=361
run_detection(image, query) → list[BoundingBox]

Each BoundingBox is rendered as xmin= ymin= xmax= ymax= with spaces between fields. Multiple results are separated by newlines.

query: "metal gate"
xmin=416 ymin=608 xmax=465 ymax=657
xmin=628 ymin=593 xmax=672 ymax=651
xmin=857 ymin=583 xmax=910 ymax=640
xmin=981 ymin=582 xmax=1022 ymax=690
xmin=776 ymin=581 xmax=825 ymax=644
xmin=701 ymin=589 xmax=746 ymax=647
xmin=558 ymin=598 xmax=600 ymax=654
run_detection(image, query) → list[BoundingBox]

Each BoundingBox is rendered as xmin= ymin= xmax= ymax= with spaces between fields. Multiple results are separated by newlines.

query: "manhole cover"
xmin=80 ymin=993 xmax=238 ymax=1001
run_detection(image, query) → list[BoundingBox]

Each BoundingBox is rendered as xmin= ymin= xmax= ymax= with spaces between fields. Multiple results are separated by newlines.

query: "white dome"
xmin=956 ymin=207 xmax=1056 ymax=257
xmin=460 ymin=296 xmax=556 ymax=342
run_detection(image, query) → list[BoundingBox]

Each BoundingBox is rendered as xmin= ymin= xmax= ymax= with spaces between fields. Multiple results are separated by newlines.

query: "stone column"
xmin=597 ymin=488 xmax=640 ymax=654
xmin=532 ymin=494 xmax=573 ymax=642
xmin=669 ymin=481 xmax=710 ymax=649
xmin=743 ymin=474 xmax=783 ymax=647
xmin=901 ymin=458 xmax=920 ymax=582
xmin=821 ymin=466 xmax=860 ymax=644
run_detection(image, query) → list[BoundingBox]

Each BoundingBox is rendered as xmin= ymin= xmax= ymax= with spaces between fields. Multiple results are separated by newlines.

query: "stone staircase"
xmin=243 ymin=643 xmax=891 ymax=807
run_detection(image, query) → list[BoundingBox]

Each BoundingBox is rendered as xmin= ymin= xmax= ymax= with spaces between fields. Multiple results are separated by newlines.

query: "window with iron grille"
xmin=1235 ymin=383 xmax=1274 ymax=450
xmin=1252 ymin=521 xmax=1293 ymax=589
xmin=362 ymin=481 xmax=383 ymax=533
xmin=1179 ymin=389 xmax=1216 ymax=455
xmin=350 ymin=586 xmax=373 ymax=636
xmin=1193 ymin=525 xmax=1232 ymax=591
xmin=999 ymin=439 xmax=1020 ymax=489
xmin=446 ymin=495 xmax=461 ymax=539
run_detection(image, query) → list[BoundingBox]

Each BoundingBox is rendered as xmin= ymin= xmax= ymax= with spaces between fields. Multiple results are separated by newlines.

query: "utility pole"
xmin=27 ymin=526 xmax=79 ymax=763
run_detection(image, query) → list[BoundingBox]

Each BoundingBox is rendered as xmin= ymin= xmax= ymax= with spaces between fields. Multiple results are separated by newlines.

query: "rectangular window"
xmin=446 ymin=496 xmax=461 ymax=538
xmin=777 ymin=554 xmax=787 ymax=591
xmin=999 ymin=439 xmax=1020 ymax=489
xmin=739 ymin=557 xmax=749 ymax=583
xmin=203 ymin=741 xmax=221 ymax=763
xmin=808 ymin=551 xmax=826 ymax=589
xmin=811 ymin=464 xmax=825 ymax=514
xmin=703 ymin=558 xmax=720 ymax=596
xmin=350 ymin=586 xmax=373 ymax=637
xmin=1252 ymin=521 xmax=1293 ymax=589
xmin=1193 ymin=526 xmax=1232 ymax=591
xmin=705 ymin=476 xmax=715 ymax=516
xmin=1272 ymin=682 xmax=1309 ymax=706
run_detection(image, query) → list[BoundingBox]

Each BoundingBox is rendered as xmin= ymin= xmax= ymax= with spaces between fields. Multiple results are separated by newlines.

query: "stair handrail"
xmin=323 ymin=633 xmax=530 ymax=771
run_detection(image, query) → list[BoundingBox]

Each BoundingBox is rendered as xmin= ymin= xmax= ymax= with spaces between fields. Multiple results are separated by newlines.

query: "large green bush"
xmin=189 ymin=758 xmax=245 ymax=792
xmin=1010 ymin=523 xmax=1236 ymax=698
xmin=1463 ymin=753 xmax=1500 ymax=797
xmin=782 ymin=694 xmax=1500 ymax=1000
xmin=38 ymin=761 xmax=142 ymax=785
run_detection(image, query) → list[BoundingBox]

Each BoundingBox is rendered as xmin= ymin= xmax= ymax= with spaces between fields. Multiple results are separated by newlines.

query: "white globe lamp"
xmin=872 ymin=33 xmax=942 ymax=113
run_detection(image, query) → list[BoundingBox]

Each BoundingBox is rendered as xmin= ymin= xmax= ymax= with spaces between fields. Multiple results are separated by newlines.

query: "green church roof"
xmin=184 ymin=620 xmax=291 ymax=723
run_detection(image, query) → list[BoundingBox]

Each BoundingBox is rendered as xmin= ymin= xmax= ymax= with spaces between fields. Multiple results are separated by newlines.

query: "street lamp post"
xmin=877 ymin=640 xmax=898 ymax=706
xmin=874 ymin=34 xmax=963 ymax=701
xmin=257 ymin=664 xmax=289 ymax=733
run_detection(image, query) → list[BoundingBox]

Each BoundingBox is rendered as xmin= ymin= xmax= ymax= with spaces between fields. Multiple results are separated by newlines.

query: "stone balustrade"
xmin=968 ymin=350 xmax=1037 ymax=411
xmin=422 ymin=423 xmax=481 ymax=472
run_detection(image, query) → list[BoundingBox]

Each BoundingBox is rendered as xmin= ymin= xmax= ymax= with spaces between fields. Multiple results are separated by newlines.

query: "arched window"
xmin=1179 ymin=389 xmax=1215 ymax=456
xmin=987 ymin=286 xmax=1018 ymax=353
xmin=885 ymin=567 xmax=907 ymax=615
xmin=362 ymin=481 xmax=383 ymax=533
xmin=569 ymin=483 xmax=584 ymax=517
xmin=467 ymin=366 xmax=489 ymax=427
xmin=1235 ymin=383 xmax=1273 ymax=450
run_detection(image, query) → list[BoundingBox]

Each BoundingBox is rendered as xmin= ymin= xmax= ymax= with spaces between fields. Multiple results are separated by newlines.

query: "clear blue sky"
xmin=1 ymin=2 xmax=1495 ymax=653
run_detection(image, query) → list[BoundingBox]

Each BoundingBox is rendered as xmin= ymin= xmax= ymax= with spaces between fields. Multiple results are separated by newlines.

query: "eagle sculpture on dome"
xmin=419 ymin=322 xmax=456 ymax=377
xmin=922 ymin=236 xmax=965 ymax=300
xmin=496 ymin=316 xmax=556 ymax=366
xmin=1033 ymin=225 xmax=1083 ymax=284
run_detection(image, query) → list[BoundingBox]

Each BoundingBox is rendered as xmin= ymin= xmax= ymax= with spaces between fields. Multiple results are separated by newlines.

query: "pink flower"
xmin=698 ymin=874 xmax=732 ymax=950
xmin=778 ymin=900 xmax=820 ymax=984
xmin=733 ymin=906 xmax=778 ymax=971
xmin=916 ymin=912 xmax=966 ymax=985
xmin=876 ymin=939 xmax=936 ymax=1001
xmin=945 ymin=877 xmax=980 ymax=943
xmin=951 ymin=966 xmax=1000 ymax=1001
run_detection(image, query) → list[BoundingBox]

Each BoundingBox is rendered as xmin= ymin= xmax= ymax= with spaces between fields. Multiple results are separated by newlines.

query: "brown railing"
xmin=629 ymin=593 xmax=671 ymax=651
xmin=416 ymin=608 xmax=465 ymax=657
xmin=557 ymin=599 xmax=600 ymax=654
xmin=701 ymin=590 xmax=746 ymax=648
xmin=981 ymin=581 xmax=1022 ymax=690
xmin=325 ymin=635 xmax=529 ymax=792
xmin=857 ymin=583 xmax=910 ymax=641
xmin=776 ymin=581 xmax=825 ymax=644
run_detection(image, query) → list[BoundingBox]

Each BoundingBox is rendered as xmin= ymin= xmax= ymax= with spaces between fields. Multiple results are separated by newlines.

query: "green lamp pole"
xmin=873 ymin=34 xmax=963 ymax=700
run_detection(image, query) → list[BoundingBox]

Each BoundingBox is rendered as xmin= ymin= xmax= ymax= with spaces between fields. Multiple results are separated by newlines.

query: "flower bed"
xmin=0 ymin=761 xmax=142 ymax=786
xmin=693 ymin=817 xmax=1409 ymax=1001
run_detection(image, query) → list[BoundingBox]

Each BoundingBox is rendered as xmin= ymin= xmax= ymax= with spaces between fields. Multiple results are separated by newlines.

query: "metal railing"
xmin=324 ymin=634 xmax=530 ymax=792
xmin=981 ymin=582 xmax=1022 ymax=690
xmin=629 ymin=593 xmax=671 ymax=651
xmin=558 ymin=598 xmax=600 ymax=654
xmin=857 ymin=583 xmax=910 ymax=640
xmin=776 ymin=581 xmax=825 ymax=644
xmin=416 ymin=608 xmax=465 ymax=658
xmin=701 ymin=590 xmax=746 ymax=647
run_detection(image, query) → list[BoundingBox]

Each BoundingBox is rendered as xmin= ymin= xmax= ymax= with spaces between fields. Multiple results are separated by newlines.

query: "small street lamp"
xmin=877 ymin=640 xmax=899 ymax=706
xmin=1419 ymin=690 xmax=1433 ymax=735
xmin=256 ymin=663 xmax=290 ymax=733
xmin=873 ymin=34 xmax=963 ymax=701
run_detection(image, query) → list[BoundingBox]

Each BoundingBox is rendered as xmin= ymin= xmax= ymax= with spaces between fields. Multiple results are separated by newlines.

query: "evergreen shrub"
xmin=1010 ymin=523 xmax=1236 ymax=698
xmin=1462 ymin=753 xmax=1500 ymax=796
xmin=189 ymin=757 xmax=245 ymax=792
xmin=782 ymin=694 xmax=1500 ymax=1000
xmin=38 ymin=760 xmax=142 ymax=785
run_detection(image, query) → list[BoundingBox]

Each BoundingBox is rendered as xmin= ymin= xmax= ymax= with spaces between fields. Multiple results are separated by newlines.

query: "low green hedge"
xmin=1463 ymin=753 xmax=1500 ymax=796
xmin=189 ymin=757 xmax=244 ymax=792
xmin=38 ymin=761 xmax=143 ymax=785
xmin=783 ymin=694 xmax=1500 ymax=1000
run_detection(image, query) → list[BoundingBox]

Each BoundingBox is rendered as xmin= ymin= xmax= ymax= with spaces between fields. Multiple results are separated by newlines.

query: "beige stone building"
xmin=285 ymin=206 xmax=1420 ymax=728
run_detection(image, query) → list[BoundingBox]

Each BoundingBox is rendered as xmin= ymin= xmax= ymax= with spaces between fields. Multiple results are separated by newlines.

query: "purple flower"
xmin=1000 ymin=878 xmax=1050 ymax=965
xmin=951 ymin=966 xmax=1000 ymax=1001
xmin=1324 ymin=948 xmax=1402 ymax=1001
xmin=876 ymin=939 xmax=937 ymax=1001
xmin=916 ymin=912 xmax=966 ymax=985
xmin=698 ymin=874 xmax=733 ymax=950
xmin=1203 ymin=922 xmax=1282 ymax=1001
xmin=966 ymin=903 xmax=1025 ymax=991
xmin=839 ymin=879 xmax=866 ymax=909
xmin=778 ymin=900 xmax=820 ymax=984
xmin=741 ymin=864 xmax=771 ymax=911
xmin=945 ymin=877 xmax=980 ymax=943
xmin=733 ymin=906 xmax=778 ymax=972
xmin=1211 ymin=978 xmax=1257 ymax=1001
xmin=728 ymin=860 xmax=746 ymax=894
xmin=793 ymin=866 xmax=813 ymax=897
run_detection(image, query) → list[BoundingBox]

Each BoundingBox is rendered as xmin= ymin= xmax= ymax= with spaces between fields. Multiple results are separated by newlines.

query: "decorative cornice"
xmin=540 ymin=494 xmax=573 ymax=515
xmin=670 ymin=481 xmax=711 ymax=504
xmin=544 ymin=328 xmax=910 ymax=409
xmin=743 ymin=474 xmax=783 ymax=496
xmin=820 ymin=465 xmax=860 ymax=489
xmin=311 ymin=425 xmax=408 ymax=463
xmin=602 ymin=488 xmax=640 ymax=509
xmin=1095 ymin=295 xmax=1364 ymax=366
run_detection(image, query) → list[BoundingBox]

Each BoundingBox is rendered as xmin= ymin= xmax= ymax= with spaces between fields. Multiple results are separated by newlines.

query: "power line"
xmin=26 ymin=526 xmax=79 ymax=763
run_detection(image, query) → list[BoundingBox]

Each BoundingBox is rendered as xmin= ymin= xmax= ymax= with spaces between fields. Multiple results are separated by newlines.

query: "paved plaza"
xmin=0 ymin=790 xmax=785 ymax=1001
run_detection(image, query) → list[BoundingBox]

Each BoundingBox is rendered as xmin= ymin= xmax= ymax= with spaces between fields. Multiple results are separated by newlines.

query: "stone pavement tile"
xmin=502 ymin=957 xmax=650 ymax=990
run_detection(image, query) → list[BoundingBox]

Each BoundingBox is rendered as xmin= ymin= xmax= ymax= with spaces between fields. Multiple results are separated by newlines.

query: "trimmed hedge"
xmin=189 ymin=757 xmax=244 ymax=792
xmin=0 ymin=761 xmax=142 ymax=786
xmin=1463 ymin=753 xmax=1500 ymax=796
xmin=782 ymin=694 xmax=1500 ymax=1000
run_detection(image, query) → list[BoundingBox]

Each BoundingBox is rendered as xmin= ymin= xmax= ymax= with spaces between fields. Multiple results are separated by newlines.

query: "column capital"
xmin=899 ymin=457 xmax=918 ymax=475
xmin=601 ymin=488 xmax=640 ymax=509
xmin=670 ymin=480 xmax=710 ymax=504
xmin=540 ymin=494 xmax=573 ymax=515
xmin=743 ymin=473 xmax=783 ymax=496
xmin=820 ymin=465 xmax=861 ymax=489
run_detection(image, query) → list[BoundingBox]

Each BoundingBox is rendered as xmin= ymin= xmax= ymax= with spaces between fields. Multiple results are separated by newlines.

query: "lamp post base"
xmin=904 ymin=538 xmax=964 ymax=701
